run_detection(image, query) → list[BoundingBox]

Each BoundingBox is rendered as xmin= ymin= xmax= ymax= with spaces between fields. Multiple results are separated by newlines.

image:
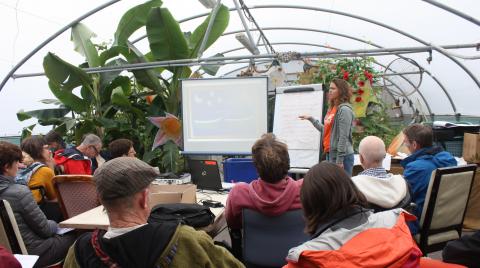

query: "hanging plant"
xmin=297 ymin=57 xmax=401 ymax=151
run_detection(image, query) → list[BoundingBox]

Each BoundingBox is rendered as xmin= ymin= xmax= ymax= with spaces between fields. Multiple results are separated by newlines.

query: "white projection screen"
xmin=181 ymin=77 xmax=268 ymax=154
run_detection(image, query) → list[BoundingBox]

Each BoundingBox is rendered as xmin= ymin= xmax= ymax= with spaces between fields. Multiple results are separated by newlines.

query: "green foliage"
xmin=19 ymin=2 xmax=230 ymax=172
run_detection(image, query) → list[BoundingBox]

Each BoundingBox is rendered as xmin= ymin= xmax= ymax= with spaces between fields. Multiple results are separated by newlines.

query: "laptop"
xmin=188 ymin=159 xmax=234 ymax=191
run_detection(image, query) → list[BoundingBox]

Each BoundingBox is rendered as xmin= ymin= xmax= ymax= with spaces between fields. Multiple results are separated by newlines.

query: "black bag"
xmin=148 ymin=203 xmax=215 ymax=228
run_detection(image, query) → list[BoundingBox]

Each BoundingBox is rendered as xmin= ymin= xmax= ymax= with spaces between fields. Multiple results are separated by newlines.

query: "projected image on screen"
xmin=182 ymin=77 xmax=268 ymax=154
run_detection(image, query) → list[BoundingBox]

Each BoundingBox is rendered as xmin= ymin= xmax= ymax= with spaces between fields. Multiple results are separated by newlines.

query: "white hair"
xmin=81 ymin=134 xmax=102 ymax=146
xmin=358 ymin=136 xmax=386 ymax=164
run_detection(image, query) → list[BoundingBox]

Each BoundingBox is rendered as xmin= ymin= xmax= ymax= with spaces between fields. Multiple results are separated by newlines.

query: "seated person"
xmin=442 ymin=230 xmax=480 ymax=268
xmin=401 ymin=124 xmax=456 ymax=234
xmin=63 ymin=157 xmax=244 ymax=268
xmin=284 ymin=162 xmax=422 ymax=267
xmin=352 ymin=136 xmax=410 ymax=211
xmin=0 ymin=141 xmax=76 ymax=268
xmin=108 ymin=138 xmax=136 ymax=159
xmin=45 ymin=130 xmax=67 ymax=154
xmin=54 ymin=133 xmax=102 ymax=175
xmin=225 ymin=133 xmax=303 ymax=230
xmin=17 ymin=136 xmax=57 ymax=203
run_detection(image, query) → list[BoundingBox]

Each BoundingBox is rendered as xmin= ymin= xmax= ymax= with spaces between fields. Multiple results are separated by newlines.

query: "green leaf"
xmin=102 ymin=75 xmax=131 ymax=105
xmin=39 ymin=99 xmax=62 ymax=105
xmin=17 ymin=108 xmax=71 ymax=122
xmin=111 ymin=87 xmax=131 ymax=108
xmin=146 ymin=7 xmax=189 ymax=62
xmin=100 ymin=58 xmax=128 ymax=90
xmin=21 ymin=124 xmax=36 ymax=140
xmin=114 ymin=0 xmax=163 ymax=46
xmin=71 ymin=23 xmax=100 ymax=67
xmin=190 ymin=5 xmax=229 ymax=57
xmin=96 ymin=117 xmax=118 ymax=129
xmin=201 ymin=53 xmax=224 ymax=75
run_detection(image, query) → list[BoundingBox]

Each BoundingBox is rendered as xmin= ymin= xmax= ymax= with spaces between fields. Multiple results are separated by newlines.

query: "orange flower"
xmin=146 ymin=95 xmax=156 ymax=105
xmin=148 ymin=113 xmax=182 ymax=149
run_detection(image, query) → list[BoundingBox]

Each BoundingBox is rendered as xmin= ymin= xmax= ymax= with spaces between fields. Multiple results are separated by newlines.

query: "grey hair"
xmin=81 ymin=134 xmax=102 ymax=146
xmin=358 ymin=136 xmax=386 ymax=164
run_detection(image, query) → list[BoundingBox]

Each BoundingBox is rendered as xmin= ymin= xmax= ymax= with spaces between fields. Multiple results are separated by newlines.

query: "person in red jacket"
xmin=53 ymin=134 xmax=102 ymax=175
xmin=225 ymin=133 xmax=303 ymax=230
xmin=0 ymin=246 xmax=21 ymax=268
xmin=284 ymin=161 xmax=422 ymax=268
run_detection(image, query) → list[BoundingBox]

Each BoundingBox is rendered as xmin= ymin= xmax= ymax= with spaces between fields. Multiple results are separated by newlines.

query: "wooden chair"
xmin=52 ymin=175 xmax=99 ymax=219
xmin=415 ymin=164 xmax=477 ymax=254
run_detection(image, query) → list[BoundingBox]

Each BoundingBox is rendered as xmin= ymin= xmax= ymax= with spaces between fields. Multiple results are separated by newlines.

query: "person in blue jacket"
xmin=400 ymin=124 xmax=456 ymax=234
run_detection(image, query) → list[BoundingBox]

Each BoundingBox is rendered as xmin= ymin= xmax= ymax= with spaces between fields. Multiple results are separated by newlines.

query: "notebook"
xmin=188 ymin=159 xmax=234 ymax=191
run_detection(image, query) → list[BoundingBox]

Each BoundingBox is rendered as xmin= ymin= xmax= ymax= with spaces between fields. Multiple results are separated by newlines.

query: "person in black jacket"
xmin=443 ymin=230 xmax=480 ymax=268
xmin=0 ymin=141 xmax=75 ymax=267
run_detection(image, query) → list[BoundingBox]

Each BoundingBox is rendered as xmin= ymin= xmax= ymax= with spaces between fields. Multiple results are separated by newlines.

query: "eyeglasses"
xmin=90 ymin=145 xmax=100 ymax=156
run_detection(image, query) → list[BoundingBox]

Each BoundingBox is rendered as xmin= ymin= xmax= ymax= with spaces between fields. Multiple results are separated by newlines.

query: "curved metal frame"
xmin=217 ymin=42 xmax=430 ymax=114
xmin=0 ymin=0 xmax=121 ymax=93
xmin=219 ymin=27 xmax=455 ymax=113
xmin=131 ymin=5 xmax=478 ymax=92
xmin=0 ymin=2 xmax=475 ymax=115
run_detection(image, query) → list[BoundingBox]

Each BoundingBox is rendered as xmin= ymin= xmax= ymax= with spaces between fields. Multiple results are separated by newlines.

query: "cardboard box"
xmin=148 ymin=184 xmax=197 ymax=207
xmin=463 ymin=133 xmax=480 ymax=163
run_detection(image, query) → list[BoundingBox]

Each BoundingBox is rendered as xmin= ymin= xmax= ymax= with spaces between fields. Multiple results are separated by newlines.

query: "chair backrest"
xmin=242 ymin=209 xmax=309 ymax=267
xmin=0 ymin=199 xmax=28 ymax=254
xmin=417 ymin=164 xmax=477 ymax=254
xmin=53 ymin=175 xmax=99 ymax=219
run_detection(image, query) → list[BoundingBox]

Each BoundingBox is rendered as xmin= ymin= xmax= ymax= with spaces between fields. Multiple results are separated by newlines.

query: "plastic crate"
xmin=223 ymin=158 xmax=258 ymax=183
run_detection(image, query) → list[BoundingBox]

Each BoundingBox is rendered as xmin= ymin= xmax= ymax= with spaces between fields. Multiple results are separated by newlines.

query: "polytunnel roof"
xmin=1 ymin=0 xmax=479 ymax=135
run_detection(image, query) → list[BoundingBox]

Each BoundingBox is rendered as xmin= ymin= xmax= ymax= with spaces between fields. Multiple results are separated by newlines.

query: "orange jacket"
xmin=284 ymin=210 xmax=422 ymax=268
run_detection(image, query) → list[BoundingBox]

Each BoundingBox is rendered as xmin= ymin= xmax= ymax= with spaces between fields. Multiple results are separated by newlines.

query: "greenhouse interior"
xmin=0 ymin=0 xmax=479 ymax=267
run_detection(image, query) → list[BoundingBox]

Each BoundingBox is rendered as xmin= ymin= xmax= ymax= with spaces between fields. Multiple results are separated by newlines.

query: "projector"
xmin=153 ymin=173 xmax=191 ymax=185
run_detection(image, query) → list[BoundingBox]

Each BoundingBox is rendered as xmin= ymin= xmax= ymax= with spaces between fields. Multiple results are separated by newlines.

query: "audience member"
xmin=352 ymin=136 xmax=410 ymax=211
xmin=401 ymin=124 xmax=456 ymax=234
xmin=63 ymin=157 xmax=244 ymax=268
xmin=108 ymin=138 xmax=136 ymax=159
xmin=225 ymin=133 xmax=303 ymax=230
xmin=0 ymin=141 xmax=76 ymax=267
xmin=443 ymin=230 xmax=480 ymax=268
xmin=44 ymin=130 xmax=67 ymax=153
xmin=284 ymin=162 xmax=421 ymax=267
xmin=54 ymin=134 xmax=102 ymax=175
xmin=17 ymin=136 xmax=57 ymax=203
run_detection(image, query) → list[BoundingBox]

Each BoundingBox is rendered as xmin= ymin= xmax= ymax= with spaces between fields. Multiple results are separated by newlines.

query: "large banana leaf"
xmin=99 ymin=58 xmax=128 ymax=90
xmin=146 ymin=7 xmax=189 ymax=62
xmin=189 ymin=5 xmax=230 ymax=57
xmin=114 ymin=0 xmax=163 ymax=46
xmin=16 ymin=108 xmax=70 ymax=121
xmin=43 ymin=53 xmax=91 ymax=113
xmin=71 ymin=23 xmax=100 ymax=67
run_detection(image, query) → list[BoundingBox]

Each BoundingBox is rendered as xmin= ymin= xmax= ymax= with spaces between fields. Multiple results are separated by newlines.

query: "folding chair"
xmin=53 ymin=175 xmax=99 ymax=219
xmin=0 ymin=199 xmax=28 ymax=254
xmin=241 ymin=209 xmax=309 ymax=268
xmin=415 ymin=164 xmax=477 ymax=254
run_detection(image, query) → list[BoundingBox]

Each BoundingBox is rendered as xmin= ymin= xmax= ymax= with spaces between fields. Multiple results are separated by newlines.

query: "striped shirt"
xmin=358 ymin=167 xmax=389 ymax=179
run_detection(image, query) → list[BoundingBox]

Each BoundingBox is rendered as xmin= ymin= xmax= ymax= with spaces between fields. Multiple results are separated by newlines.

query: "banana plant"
xmin=18 ymin=0 xmax=230 ymax=172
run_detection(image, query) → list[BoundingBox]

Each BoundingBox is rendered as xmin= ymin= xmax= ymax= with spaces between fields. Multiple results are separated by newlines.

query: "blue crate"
xmin=223 ymin=158 xmax=258 ymax=183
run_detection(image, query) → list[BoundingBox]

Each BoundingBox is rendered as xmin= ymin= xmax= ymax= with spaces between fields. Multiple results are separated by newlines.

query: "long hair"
xmin=329 ymin=78 xmax=353 ymax=107
xmin=301 ymin=161 xmax=367 ymax=235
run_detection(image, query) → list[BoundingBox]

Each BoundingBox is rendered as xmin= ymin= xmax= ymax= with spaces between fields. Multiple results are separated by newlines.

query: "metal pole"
xmin=0 ymin=0 xmax=121 ymax=93
xmin=421 ymin=0 xmax=480 ymax=27
xmin=197 ymin=0 xmax=222 ymax=58
xmin=232 ymin=0 xmax=259 ymax=54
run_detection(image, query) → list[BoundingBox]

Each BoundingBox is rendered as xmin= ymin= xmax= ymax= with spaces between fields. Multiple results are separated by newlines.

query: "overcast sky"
xmin=1 ymin=0 xmax=479 ymax=136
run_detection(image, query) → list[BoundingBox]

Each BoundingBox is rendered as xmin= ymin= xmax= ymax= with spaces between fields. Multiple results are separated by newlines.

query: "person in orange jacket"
xmin=284 ymin=161 xmax=422 ymax=268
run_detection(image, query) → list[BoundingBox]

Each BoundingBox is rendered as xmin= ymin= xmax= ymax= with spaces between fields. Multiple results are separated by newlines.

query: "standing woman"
xmin=299 ymin=78 xmax=355 ymax=175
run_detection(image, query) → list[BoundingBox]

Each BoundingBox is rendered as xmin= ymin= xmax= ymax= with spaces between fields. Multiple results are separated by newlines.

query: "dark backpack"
xmin=148 ymin=203 xmax=215 ymax=228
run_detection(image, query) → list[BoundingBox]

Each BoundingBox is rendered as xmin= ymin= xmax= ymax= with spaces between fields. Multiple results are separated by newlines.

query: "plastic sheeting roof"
xmin=1 ymin=0 xmax=479 ymax=135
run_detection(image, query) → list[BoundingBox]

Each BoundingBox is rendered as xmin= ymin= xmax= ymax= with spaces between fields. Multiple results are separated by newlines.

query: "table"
xmin=59 ymin=191 xmax=229 ymax=236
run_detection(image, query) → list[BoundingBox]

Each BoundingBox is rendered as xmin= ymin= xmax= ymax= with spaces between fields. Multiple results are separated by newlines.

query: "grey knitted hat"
xmin=94 ymin=157 xmax=159 ymax=201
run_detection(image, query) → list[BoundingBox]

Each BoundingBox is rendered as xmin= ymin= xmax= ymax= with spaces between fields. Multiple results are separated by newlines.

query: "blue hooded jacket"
xmin=401 ymin=146 xmax=456 ymax=234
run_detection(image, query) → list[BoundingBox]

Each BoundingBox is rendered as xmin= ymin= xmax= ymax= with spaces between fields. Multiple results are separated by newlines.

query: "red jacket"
xmin=53 ymin=147 xmax=92 ymax=175
xmin=225 ymin=177 xmax=303 ymax=229
xmin=284 ymin=210 xmax=422 ymax=268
